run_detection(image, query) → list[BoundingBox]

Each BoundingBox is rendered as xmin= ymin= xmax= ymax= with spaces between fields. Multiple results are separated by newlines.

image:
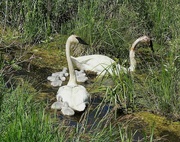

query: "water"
xmin=2 ymin=48 xmax=180 ymax=142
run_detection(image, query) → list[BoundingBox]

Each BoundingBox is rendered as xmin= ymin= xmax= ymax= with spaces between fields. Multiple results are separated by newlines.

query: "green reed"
xmin=1 ymin=0 xmax=179 ymax=45
xmin=0 ymin=82 xmax=61 ymax=142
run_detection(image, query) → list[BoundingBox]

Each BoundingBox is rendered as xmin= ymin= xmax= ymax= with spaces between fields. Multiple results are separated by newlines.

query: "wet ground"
xmin=1 ymin=43 xmax=180 ymax=142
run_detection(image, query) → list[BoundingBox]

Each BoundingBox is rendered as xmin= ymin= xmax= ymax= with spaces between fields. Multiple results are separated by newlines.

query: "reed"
xmin=0 ymin=83 xmax=59 ymax=142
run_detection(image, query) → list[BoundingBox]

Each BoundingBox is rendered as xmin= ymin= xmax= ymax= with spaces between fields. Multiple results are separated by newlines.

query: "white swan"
xmin=51 ymin=35 xmax=90 ymax=116
xmin=71 ymin=35 xmax=154 ymax=75
xmin=128 ymin=35 xmax=154 ymax=72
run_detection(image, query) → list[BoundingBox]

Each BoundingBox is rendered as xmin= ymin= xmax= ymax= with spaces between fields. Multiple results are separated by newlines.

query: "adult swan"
xmin=51 ymin=35 xmax=90 ymax=116
xmin=71 ymin=35 xmax=154 ymax=75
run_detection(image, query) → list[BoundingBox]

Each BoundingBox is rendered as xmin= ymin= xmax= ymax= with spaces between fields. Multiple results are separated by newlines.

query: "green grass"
xmin=0 ymin=83 xmax=59 ymax=142
xmin=0 ymin=0 xmax=180 ymax=141
xmin=140 ymin=39 xmax=180 ymax=118
xmin=0 ymin=80 xmax=156 ymax=142
xmin=103 ymin=69 xmax=135 ymax=114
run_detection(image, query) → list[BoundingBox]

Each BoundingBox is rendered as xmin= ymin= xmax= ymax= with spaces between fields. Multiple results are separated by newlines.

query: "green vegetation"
xmin=0 ymin=0 xmax=180 ymax=141
xmin=0 ymin=83 xmax=59 ymax=142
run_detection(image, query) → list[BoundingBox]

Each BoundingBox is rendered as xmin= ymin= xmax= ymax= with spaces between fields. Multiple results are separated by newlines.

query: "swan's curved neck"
xmin=66 ymin=41 xmax=77 ymax=86
xmin=131 ymin=38 xmax=141 ymax=50
xmin=129 ymin=39 xmax=140 ymax=71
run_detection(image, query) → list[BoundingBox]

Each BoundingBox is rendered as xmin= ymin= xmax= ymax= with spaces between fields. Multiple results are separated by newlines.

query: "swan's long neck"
xmin=66 ymin=41 xmax=77 ymax=86
xmin=129 ymin=39 xmax=141 ymax=71
xmin=129 ymin=50 xmax=136 ymax=71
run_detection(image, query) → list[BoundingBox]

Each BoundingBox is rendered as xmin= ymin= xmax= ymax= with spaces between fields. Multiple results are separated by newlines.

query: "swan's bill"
xmin=75 ymin=37 xmax=88 ymax=45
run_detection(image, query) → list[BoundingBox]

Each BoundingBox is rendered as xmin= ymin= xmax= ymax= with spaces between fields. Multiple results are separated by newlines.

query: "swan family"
xmin=51 ymin=35 xmax=90 ymax=116
xmin=50 ymin=34 xmax=154 ymax=116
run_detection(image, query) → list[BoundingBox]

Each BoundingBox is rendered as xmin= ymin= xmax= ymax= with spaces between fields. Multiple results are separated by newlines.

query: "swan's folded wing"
xmin=71 ymin=56 xmax=93 ymax=70
xmin=71 ymin=56 xmax=92 ymax=64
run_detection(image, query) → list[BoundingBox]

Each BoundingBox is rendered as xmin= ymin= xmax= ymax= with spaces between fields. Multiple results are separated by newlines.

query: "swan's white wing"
xmin=56 ymin=85 xmax=89 ymax=112
xmin=71 ymin=56 xmax=92 ymax=64
xmin=56 ymin=86 xmax=72 ymax=104
xmin=71 ymin=56 xmax=92 ymax=70
xmin=71 ymin=85 xmax=90 ymax=111
xmin=73 ymin=103 xmax=86 ymax=112
xmin=71 ymin=55 xmax=116 ymax=75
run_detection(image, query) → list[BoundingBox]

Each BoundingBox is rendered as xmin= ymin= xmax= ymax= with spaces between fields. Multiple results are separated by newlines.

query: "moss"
xmin=30 ymin=47 xmax=66 ymax=70
xmin=30 ymin=34 xmax=68 ymax=70
xmin=134 ymin=111 xmax=180 ymax=141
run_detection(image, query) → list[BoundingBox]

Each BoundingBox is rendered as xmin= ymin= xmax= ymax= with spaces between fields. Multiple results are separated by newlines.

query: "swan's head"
xmin=67 ymin=35 xmax=88 ymax=45
xmin=134 ymin=35 xmax=154 ymax=52
xmin=128 ymin=36 xmax=154 ymax=72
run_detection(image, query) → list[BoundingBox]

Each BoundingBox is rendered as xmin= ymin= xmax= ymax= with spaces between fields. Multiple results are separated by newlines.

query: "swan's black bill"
xmin=149 ymin=40 xmax=154 ymax=52
xmin=76 ymin=37 xmax=89 ymax=45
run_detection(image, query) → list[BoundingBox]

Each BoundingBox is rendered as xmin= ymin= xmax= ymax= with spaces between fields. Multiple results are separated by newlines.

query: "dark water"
xmin=53 ymin=95 xmax=113 ymax=126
